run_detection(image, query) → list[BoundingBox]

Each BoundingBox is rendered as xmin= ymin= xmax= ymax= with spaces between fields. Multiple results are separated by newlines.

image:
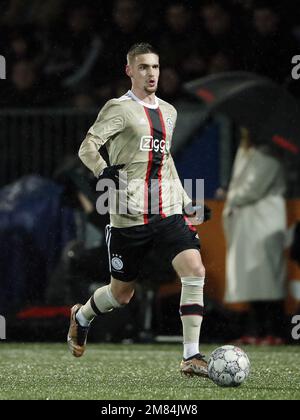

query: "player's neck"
xmin=130 ymin=88 xmax=156 ymax=105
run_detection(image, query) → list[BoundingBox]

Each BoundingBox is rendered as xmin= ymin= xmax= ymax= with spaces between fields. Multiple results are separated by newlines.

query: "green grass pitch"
xmin=0 ymin=343 xmax=299 ymax=400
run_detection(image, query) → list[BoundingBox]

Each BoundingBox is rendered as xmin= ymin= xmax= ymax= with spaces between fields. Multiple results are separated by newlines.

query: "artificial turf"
xmin=0 ymin=343 xmax=299 ymax=400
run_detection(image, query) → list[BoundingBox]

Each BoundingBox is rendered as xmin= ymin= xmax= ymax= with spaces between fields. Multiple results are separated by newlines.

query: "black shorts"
xmin=105 ymin=214 xmax=200 ymax=282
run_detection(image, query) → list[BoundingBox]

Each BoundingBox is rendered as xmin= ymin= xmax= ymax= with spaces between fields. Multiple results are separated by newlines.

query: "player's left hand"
xmin=97 ymin=164 xmax=126 ymax=189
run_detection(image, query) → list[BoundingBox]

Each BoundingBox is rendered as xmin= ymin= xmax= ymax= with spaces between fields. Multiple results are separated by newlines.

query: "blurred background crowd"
xmin=0 ymin=0 xmax=300 ymax=109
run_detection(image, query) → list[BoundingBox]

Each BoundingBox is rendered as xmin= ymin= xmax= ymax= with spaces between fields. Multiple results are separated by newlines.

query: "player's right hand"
xmin=98 ymin=164 xmax=126 ymax=189
xmin=184 ymin=202 xmax=212 ymax=223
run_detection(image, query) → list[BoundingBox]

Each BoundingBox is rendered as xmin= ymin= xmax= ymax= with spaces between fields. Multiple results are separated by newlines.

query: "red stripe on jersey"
xmin=184 ymin=215 xmax=197 ymax=232
xmin=157 ymin=108 xmax=167 ymax=219
xmin=144 ymin=107 xmax=154 ymax=224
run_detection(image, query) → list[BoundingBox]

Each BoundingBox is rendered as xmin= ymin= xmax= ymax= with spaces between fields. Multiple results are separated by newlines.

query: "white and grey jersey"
xmin=79 ymin=90 xmax=191 ymax=228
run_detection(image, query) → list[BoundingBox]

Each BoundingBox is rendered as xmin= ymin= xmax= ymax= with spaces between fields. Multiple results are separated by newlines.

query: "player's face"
xmin=127 ymin=53 xmax=160 ymax=94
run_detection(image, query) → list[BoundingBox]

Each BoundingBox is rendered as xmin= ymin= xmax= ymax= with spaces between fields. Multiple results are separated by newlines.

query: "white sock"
xmin=81 ymin=285 xmax=122 ymax=321
xmin=180 ymin=277 xmax=205 ymax=359
xmin=76 ymin=308 xmax=91 ymax=327
xmin=184 ymin=343 xmax=199 ymax=359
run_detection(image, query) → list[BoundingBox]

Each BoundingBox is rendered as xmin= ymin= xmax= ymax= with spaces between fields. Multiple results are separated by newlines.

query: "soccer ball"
xmin=208 ymin=345 xmax=250 ymax=387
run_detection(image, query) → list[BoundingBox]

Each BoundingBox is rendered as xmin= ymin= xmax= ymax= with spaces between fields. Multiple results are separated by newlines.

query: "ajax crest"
xmin=112 ymin=256 xmax=124 ymax=271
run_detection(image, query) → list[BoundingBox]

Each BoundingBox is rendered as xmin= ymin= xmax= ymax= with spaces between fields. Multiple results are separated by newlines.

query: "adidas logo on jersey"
xmin=140 ymin=136 xmax=170 ymax=154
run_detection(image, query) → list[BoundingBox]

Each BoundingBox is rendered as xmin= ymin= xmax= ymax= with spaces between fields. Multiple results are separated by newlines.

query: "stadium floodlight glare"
xmin=0 ymin=55 xmax=6 ymax=80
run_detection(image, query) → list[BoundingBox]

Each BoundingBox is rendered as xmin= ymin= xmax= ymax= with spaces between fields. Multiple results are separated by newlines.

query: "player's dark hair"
xmin=127 ymin=43 xmax=158 ymax=64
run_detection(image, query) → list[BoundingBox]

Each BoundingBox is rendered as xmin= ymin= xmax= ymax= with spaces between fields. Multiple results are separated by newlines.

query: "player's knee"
xmin=197 ymin=265 xmax=206 ymax=279
xmin=114 ymin=290 xmax=135 ymax=306
xmin=187 ymin=264 xmax=205 ymax=279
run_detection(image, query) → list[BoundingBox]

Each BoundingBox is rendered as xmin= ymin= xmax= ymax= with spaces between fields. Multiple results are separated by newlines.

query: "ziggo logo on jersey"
xmin=140 ymin=136 xmax=170 ymax=153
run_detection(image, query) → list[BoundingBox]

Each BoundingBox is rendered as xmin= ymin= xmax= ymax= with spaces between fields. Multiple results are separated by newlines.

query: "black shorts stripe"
xmin=179 ymin=304 xmax=204 ymax=317
xmin=90 ymin=295 xmax=102 ymax=316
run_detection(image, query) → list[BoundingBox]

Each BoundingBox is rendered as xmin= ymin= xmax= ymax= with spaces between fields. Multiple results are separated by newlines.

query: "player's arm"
xmin=78 ymin=101 xmax=125 ymax=177
xmin=168 ymin=108 xmax=211 ymax=222
xmin=169 ymin=155 xmax=211 ymax=222
xmin=169 ymin=155 xmax=192 ymax=209
xmin=168 ymin=107 xmax=191 ymax=208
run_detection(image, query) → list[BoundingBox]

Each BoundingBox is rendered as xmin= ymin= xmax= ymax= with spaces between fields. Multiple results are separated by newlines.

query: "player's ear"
xmin=125 ymin=65 xmax=132 ymax=78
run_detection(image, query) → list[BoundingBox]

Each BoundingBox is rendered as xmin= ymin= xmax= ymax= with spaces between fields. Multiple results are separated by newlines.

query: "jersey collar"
xmin=127 ymin=90 xmax=159 ymax=109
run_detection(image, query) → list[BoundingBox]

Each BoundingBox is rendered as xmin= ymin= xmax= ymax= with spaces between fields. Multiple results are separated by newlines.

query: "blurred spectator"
xmin=201 ymin=1 xmax=232 ymax=37
xmin=248 ymin=1 xmax=298 ymax=83
xmin=158 ymin=67 xmax=182 ymax=103
xmin=199 ymin=0 xmax=249 ymax=70
xmin=44 ymin=4 xmax=103 ymax=94
xmin=112 ymin=0 xmax=143 ymax=33
xmin=112 ymin=77 xmax=131 ymax=99
xmin=208 ymin=51 xmax=234 ymax=74
xmin=0 ymin=60 xmax=60 ymax=108
xmin=71 ymin=93 xmax=96 ymax=111
xmin=0 ymin=0 xmax=65 ymax=28
xmin=229 ymin=0 xmax=254 ymax=11
xmin=97 ymin=0 xmax=149 ymax=87
xmin=93 ymin=76 xmax=131 ymax=107
xmin=159 ymin=2 xmax=207 ymax=80
xmin=6 ymin=25 xmax=44 ymax=67
xmin=0 ymin=0 xmax=299 ymax=105
xmin=223 ymin=127 xmax=287 ymax=344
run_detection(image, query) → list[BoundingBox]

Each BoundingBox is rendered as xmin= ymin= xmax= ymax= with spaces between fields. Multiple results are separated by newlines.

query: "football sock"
xmin=76 ymin=309 xmax=90 ymax=327
xmin=180 ymin=277 xmax=205 ymax=358
xmin=80 ymin=284 xmax=122 ymax=322
xmin=184 ymin=343 xmax=200 ymax=360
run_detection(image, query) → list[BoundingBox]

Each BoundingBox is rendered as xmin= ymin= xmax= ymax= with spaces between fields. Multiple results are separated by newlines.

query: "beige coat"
xmin=223 ymin=146 xmax=287 ymax=303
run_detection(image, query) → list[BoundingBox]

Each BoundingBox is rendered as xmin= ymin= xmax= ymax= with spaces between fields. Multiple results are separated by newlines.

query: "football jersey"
xmin=79 ymin=90 xmax=191 ymax=228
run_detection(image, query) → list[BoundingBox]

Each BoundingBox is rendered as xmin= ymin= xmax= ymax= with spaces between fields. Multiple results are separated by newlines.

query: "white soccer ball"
xmin=208 ymin=345 xmax=250 ymax=387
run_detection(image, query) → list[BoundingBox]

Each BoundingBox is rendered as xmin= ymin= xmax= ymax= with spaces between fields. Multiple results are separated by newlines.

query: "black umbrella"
xmin=184 ymin=72 xmax=300 ymax=157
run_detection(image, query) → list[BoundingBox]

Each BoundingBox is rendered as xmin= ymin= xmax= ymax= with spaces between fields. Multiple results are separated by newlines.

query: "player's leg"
xmin=172 ymin=249 xmax=207 ymax=377
xmin=67 ymin=276 xmax=135 ymax=357
xmin=155 ymin=215 xmax=207 ymax=376
xmin=78 ymin=277 xmax=135 ymax=323
xmin=79 ymin=277 xmax=135 ymax=321
xmin=68 ymin=223 xmax=147 ymax=357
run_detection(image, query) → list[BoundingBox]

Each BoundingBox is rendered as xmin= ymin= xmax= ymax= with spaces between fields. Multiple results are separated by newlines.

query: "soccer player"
xmin=67 ymin=43 xmax=208 ymax=377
